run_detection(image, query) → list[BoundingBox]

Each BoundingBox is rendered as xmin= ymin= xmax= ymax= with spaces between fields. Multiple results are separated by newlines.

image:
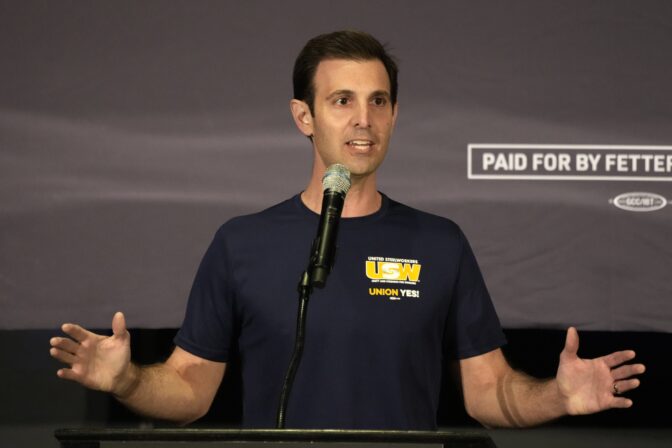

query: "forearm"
xmin=460 ymin=330 xmax=644 ymax=428
xmin=113 ymin=362 xmax=209 ymax=425
xmin=466 ymin=370 xmax=567 ymax=428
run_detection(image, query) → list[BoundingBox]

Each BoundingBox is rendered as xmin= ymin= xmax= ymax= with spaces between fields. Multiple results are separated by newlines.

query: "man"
xmin=50 ymin=30 xmax=645 ymax=429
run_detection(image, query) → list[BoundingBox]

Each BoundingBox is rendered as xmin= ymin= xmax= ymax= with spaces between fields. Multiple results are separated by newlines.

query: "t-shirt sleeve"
xmin=174 ymin=225 xmax=236 ymax=362
xmin=444 ymin=228 xmax=507 ymax=359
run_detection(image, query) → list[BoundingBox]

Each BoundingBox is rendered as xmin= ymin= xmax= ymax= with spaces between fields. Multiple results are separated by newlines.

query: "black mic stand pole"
xmin=276 ymin=190 xmax=346 ymax=428
xmin=276 ymin=165 xmax=349 ymax=429
xmin=275 ymin=269 xmax=312 ymax=429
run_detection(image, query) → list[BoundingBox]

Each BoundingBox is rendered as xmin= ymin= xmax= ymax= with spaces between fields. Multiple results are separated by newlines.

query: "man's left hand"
xmin=556 ymin=327 xmax=645 ymax=415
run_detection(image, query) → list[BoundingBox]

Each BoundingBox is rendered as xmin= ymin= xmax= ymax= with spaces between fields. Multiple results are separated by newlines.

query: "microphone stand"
xmin=276 ymin=191 xmax=345 ymax=428
xmin=275 ymin=269 xmax=312 ymax=429
xmin=276 ymin=165 xmax=349 ymax=429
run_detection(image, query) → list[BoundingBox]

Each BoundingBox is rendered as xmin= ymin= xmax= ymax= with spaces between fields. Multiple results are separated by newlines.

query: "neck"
xmin=301 ymin=164 xmax=381 ymax=218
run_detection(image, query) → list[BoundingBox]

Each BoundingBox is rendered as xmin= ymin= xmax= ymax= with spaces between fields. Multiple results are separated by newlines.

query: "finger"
xmin=50 ymin=347 xmax=78 ymax=365
xmin=614 ymin=378 xmax=641 ymax=394
xmin=610 ymin=397 xmax=633 ymax=409
xmin=61 ymin=323 xmax=95 ymax=343
xmin=602 ymin=350 xmax=636 ymax=368
xmin=611 ymin=363 xmax=646 ymax=381
xmin=57 ymin=367 xmax=82 ymax=382
xmin=50 ymin=337 xmax=80 ymax=355
xmin=560 ymin=327 xmax=579 ymax=359
xmin=111 ymin=312 xmax=127 ymax=338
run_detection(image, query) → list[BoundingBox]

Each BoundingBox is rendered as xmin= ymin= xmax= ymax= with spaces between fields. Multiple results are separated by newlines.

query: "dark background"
xmin=1 ymin=328 xmax=669 ymax=447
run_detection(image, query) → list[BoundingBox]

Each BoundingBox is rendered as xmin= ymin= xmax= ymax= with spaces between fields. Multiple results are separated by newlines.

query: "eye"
xmin=335 ymin=97 xmax=350 ymax=106
xmin=371 ymin=97 xmax=388 ymax=107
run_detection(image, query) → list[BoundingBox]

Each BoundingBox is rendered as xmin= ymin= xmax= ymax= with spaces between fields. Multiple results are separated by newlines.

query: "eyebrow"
xmin=326 ymin=90 xmax=355 ymax=100
xmin=369 ymin=90 xmax=391 ymax=100
xmin=325 ymin=89 xmax=391 ymax=100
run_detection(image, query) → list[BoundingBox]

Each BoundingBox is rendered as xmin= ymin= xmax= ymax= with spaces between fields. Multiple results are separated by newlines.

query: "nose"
xmin=353 ymin=101 xmax=371 ymax=128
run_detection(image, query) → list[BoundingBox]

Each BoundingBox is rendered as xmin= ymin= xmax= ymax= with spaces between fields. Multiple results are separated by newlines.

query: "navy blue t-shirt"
xmin=174 ymin=194 xmax=506 ymax=429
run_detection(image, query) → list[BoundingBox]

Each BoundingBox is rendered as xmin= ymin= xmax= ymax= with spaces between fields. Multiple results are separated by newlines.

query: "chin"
xmin=318 ymin=153 xmax=383 ymax=178
xmin=344 ymin=162 xmax=382 ymax=178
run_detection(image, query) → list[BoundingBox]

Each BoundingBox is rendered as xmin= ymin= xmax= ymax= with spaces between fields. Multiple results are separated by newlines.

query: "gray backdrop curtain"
xmin=1 ymin=0 xmax=671 ymax=331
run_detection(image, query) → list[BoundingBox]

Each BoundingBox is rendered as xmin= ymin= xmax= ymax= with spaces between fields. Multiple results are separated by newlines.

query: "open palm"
xmin=50 ymin=312 xmax=131 ymax=394
xmin=556 ymin=327 xmax=643 ymax=415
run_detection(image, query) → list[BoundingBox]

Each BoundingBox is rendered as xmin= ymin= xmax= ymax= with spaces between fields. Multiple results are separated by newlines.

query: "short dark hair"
xmin=293 ymin=30 xmax=399 ymax=115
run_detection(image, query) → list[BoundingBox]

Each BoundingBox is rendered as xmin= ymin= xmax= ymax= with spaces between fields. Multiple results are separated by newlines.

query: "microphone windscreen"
xmin=322 ymin=164 xmax=351 ymax=194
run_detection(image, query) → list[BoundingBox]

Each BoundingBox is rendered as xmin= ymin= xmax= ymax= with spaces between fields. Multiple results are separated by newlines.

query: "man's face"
xmin=307 ymin=58 xmax=397 ymax=178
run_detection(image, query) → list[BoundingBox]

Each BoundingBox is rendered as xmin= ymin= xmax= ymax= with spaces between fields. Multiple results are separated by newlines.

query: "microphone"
xmin=309 ymin=163 xmax=351 ymax=288
xmin=276 ymin=164 xmax=350 ymax=428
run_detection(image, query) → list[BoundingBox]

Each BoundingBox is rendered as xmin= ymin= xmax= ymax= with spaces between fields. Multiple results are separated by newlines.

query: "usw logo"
xmin=365 ymin=261 xmax=422 ymax=283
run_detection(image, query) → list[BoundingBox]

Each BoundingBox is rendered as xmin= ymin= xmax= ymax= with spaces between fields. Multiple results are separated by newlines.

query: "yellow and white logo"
xmin=368 ymin=287 xmax=420 ymax=301
xmin=365 ymin=257 xmax=421 ymax=284
xmin=365 ymin=256 xmax=422 ymax=301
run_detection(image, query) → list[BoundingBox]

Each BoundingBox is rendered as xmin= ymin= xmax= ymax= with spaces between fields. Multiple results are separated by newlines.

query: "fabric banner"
xmin=1 ymin=1 xmax=670 ymax=331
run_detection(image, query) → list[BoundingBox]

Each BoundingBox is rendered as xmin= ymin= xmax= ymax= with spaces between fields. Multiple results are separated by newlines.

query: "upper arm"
xmin=165 ymin=346 xmax=226 ymax=415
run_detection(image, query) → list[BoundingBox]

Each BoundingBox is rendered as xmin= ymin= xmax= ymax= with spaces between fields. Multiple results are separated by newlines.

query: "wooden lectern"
xmin=55 ymin=428 xmax=497 ymax=448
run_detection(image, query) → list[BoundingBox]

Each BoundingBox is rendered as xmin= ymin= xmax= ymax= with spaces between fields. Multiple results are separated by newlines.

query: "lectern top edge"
xmin=54 ymin=428 xmax=497 ymax=447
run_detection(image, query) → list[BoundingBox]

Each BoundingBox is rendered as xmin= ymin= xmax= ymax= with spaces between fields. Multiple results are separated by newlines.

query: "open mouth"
xmin=346 ymin=140 xmax=375 ymax=150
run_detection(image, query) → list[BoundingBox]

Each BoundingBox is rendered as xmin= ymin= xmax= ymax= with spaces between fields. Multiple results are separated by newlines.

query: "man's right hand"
xmin=50 ymin=311 xmax=135 ymax=397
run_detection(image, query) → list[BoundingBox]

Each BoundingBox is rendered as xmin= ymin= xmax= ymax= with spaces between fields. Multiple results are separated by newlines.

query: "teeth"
xmin=348 ymin=140 xmax=373 ymax=146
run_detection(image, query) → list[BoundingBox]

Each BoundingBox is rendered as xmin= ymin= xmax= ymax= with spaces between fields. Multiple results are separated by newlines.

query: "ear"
xmin=391 ymin=101 xmax=399 ymax=128
xmin=290 ymin=99 xmax=314 ymax=137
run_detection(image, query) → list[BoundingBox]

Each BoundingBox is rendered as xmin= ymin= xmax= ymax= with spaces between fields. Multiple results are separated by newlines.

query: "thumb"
xmin=111 ymin=311 xmax=128 ymax=338
xmin=561 ymin=326 xmax=579 ymax=359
